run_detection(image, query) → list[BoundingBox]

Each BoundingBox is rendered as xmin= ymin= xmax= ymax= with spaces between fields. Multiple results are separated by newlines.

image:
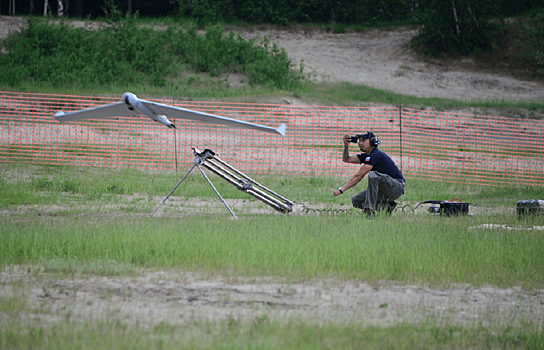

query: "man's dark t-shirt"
xmin=357 ymin=148 xmax=404 ymax=181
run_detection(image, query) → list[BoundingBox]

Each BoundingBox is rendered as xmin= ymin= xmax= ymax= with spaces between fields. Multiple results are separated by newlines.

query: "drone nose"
xmin=122 ymin=93 xmax=131 ymax=105
xmin=122 ymin=92 xmax=138 ymax=108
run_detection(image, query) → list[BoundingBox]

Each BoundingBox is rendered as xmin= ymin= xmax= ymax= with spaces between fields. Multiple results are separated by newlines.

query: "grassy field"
xmin=1 ymin=162 xmax=544 ymax=349
xmin=1 ymin=162 xmax=543 ymax=286
xmin=1 ymin=319 xmax=542 ymax=350
xmin=1 ymin=15 xmax=544 ymax=350
xmin=3 ymin=208 xmax=544 ymax=287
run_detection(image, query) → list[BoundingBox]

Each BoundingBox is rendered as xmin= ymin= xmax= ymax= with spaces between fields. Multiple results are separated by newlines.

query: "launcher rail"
xmin=152 ymin=148 xmax=293 ymax=218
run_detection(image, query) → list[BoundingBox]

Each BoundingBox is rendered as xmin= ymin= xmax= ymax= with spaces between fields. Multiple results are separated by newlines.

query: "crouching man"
xmin=333 ymin=131 xmax=405 ymax=215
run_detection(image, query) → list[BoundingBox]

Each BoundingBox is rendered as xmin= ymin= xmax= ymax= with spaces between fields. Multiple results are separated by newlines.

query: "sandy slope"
xmin=241 ymin=26 xmax=544 ymax=101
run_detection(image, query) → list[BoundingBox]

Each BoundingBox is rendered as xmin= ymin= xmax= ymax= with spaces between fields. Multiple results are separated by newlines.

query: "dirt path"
xmin=2 ymin=266 xmax=543 ymax=329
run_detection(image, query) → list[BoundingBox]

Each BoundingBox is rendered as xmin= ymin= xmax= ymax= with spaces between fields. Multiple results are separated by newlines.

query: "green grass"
xmin=2 ymin=162 xmax=543 ymax=208
xmin=61 ymin=142 xmax=155 ymax=160
xmin=0 ymin=142 xmax=157 ymax=163
xmin=7 ymin=67 xmax=544 ymax=115
xmin=423 ymin=144 xmax=544 ymax=158
xmin=0 ymin=142 xmax=173 ymax=177
xmin=0 ymin=144 xmax=41 ymax=160
xmin=2 ymin=214 xmax=543 ymax=287
xmin=297 ymin=81 xmax=544 ymax=112
xmin=0 ymin=318 xmax=542 ymax=350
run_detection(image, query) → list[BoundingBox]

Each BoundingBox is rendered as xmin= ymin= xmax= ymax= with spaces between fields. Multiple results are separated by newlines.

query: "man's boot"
xmin=376 ymin=201 xmax=397 ymax=215
xmin=386 ymin=201 xmax=397 ymax=214
xmin=362 ymin=208 xmax=374 ymax=218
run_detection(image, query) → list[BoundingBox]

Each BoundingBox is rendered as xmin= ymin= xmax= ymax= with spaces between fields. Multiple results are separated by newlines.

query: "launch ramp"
xmin=151 ymin=148 xmax=294 ymax=218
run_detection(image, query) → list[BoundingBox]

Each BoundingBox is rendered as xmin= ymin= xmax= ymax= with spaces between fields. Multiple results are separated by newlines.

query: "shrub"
xmin=412 ymin=0 xmax=505 ymax=56
xmin=0 ymin=17 xmax=170 ymax=88
xmin=0 ymin=17 xmax=303 ymax=90
xmin=171 ymin=0 xmax=418 ymax=25
xmin=516 ymin=14 xmax=544 ymax=76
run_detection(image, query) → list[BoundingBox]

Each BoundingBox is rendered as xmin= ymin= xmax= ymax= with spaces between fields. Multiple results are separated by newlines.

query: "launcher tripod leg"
xmin=195 ymin=163 xmax=238 ymax=219
xmin=151 ymin=150 xmax=238 ymax=219
xmin=150 ymin=164 xmax=197 ymax=217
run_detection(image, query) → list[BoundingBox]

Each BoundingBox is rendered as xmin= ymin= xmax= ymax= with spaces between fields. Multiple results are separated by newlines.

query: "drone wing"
xmin=141 ymin=100 xmax=286 ymax=136
xmin=53 ymin=102 xmax=138 ymax=122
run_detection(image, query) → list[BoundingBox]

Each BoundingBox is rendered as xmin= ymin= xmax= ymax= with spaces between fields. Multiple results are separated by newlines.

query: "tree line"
xmin=2 ymin=0 xmax=543 ymax=23
xmin=0 ymin=0 xmax=174 ymax=17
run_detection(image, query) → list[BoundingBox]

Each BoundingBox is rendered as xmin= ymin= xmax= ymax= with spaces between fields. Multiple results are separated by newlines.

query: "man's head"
xmin=356 ymin=131 xmax=380 ymax=152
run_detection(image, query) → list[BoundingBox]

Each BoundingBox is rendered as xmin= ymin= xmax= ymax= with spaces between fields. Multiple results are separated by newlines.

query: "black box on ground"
xmin=516 ymin=200 xmax=544 ymax=217
xmin=428 ymin=201 xmax=469 ymax=216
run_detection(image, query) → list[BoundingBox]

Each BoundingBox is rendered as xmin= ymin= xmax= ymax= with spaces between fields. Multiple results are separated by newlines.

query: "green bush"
xmin=167 ymin=0 xmax=544 ymax=26
xmin=171 ymin=0 xmax=418 ymax=25
xmin=0 ymin=17 xmax=170 ymax=88
xmin=170 ymin=0 xmax=221 ymax=25
xmin=412 ymin=0 xmax=505 ymax=56
xmin=0 ymin=17 xmax=304 ymax=90
xmin=171 ymin=24 xmax=303 ymax=87
xmin=516 ymin=14 xmax=544 ymax=76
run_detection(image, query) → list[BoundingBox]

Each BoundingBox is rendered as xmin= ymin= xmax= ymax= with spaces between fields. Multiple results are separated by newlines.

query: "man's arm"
xmin=334 ymin=164 xmax=373 ymax=196
xmin=342 ymin=135 xmax=361 ymax=164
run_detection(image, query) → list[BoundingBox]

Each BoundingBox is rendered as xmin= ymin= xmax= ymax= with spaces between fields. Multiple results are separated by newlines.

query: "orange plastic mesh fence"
xmin=1 ymin=91 xmax=543 ymax=186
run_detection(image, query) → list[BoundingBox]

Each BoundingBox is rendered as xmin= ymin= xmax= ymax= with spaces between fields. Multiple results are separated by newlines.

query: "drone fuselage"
xmin=122 ymin=92 xmax=176 ymax=129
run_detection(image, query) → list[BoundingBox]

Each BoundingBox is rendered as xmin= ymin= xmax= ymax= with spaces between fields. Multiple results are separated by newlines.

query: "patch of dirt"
xmin=2 ymin=266 xmax=543 ymax=329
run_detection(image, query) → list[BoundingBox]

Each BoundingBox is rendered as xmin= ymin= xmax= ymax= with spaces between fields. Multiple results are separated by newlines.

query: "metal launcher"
xmin=151 ymin=148 xmax=294 ymax=219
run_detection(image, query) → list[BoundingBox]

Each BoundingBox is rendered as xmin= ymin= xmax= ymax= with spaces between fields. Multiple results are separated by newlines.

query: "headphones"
xmin=359 ymin=131 xmax=381 ymax=147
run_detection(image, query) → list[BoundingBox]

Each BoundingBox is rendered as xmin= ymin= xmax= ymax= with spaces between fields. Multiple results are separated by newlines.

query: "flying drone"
xmin=53 ymin=92 xmax=286 ymax=136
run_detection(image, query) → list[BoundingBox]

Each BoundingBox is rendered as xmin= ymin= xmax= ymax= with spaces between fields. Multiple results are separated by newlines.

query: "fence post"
xmin=173 ymin=95 xmax=178 ymax=172
xmin=399 ymin=100 xmax=403 ymax=173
